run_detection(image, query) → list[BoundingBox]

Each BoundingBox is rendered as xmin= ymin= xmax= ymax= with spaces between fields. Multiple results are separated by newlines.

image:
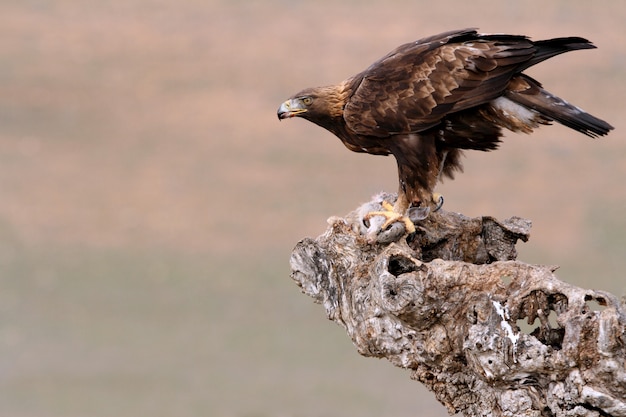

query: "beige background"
xmin=1 ymin=1 xmax=624 ymax=416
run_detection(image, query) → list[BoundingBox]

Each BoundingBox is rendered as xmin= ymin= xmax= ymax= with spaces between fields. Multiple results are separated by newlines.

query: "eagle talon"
xmin=433 ymin=193 xmax=444 ymax=212
xmin=363 ymin=200 xmax=416 ymax=235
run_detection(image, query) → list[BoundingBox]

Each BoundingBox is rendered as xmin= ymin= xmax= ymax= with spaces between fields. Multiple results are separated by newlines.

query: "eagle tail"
xmin=522 ymin=37 xmax=596 ymax=70
xmin=504 ymin=75 xmax=613 ymax=138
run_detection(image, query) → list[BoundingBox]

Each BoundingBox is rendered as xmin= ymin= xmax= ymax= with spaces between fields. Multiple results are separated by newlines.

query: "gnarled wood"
xmin=290 ymin=194 xmax=626 ymax=417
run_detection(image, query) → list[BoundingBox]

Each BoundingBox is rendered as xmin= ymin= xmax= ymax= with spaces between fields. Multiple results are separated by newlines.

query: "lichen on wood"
xmin=290 ymin=194 xmax=626 ymax=417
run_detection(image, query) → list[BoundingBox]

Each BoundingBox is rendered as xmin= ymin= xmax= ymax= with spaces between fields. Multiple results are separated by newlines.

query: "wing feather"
xmin=343 ymin=30 xmax=537 ymax=137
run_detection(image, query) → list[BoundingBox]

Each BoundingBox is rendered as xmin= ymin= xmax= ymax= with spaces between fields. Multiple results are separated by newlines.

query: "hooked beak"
xmin=277 ymin=99 xmax=307 ymax=120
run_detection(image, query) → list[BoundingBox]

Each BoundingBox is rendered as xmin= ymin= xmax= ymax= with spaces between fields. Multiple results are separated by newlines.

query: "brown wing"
xmin=343 ymin=29 xmax=538 ymax=137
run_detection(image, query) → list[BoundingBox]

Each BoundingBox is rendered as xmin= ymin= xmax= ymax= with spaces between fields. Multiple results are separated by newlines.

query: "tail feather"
xmin=506 ymin=75 xmax=613 ymax=138
xmin=519 ymin=37 xmax=597 ymax=72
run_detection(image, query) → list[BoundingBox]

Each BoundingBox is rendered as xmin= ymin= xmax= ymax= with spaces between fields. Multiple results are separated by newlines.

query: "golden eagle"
xmin=277 ymin=29 xmax=613 ymax=232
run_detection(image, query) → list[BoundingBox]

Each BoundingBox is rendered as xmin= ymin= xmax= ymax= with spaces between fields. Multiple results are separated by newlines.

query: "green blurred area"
xmin=0 ymin=1 xmax=624 ymax=416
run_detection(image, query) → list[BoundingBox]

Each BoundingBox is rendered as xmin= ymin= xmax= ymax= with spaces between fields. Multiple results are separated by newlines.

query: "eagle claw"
xmin=363 ymin=200 xmax=416 ymax=240
xmin=433 ymin=193 xmax=444 ymax=212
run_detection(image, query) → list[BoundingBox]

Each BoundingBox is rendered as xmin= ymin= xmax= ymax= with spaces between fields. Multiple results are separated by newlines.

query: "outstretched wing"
xmin=343 ymin=29 xmax=539 ymax=137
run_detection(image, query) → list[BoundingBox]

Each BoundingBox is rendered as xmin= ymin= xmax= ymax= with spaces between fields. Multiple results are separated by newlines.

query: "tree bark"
xmin=290 ymin=193 xmax=626 ymax=417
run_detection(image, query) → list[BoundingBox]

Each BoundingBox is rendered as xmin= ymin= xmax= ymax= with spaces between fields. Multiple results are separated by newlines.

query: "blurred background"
xmin=0 ymin=1 xmax=624 ymax=416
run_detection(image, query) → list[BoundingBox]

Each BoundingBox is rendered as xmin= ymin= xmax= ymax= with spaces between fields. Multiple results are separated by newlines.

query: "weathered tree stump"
xmin=290 ymin=194 xmax=626 ymax=417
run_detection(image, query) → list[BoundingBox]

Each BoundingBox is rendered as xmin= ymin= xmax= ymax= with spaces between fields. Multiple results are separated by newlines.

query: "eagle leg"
xmin=363 ymin=200 xmax=416 ymax=235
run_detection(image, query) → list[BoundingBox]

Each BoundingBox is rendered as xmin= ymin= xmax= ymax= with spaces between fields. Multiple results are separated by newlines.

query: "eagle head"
xmin=277 ymin=85 xmax=348 ymax=124
xmin=277 ymin=94 xmax=313 ymax=120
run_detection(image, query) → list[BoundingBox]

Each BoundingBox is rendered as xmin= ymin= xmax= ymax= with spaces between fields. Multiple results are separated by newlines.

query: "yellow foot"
xmin=363 ymin=200 xmax=416 ymax=235
xmin=433 ymin=193 xmax=444 ymax=212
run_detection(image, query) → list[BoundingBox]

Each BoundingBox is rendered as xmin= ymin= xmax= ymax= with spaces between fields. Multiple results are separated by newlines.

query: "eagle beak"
xmin=277 ymin=99 xmax=307 ymax=120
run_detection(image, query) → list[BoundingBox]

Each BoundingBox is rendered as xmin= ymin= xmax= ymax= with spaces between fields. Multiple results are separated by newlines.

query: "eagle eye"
xmin=302 ymin=97 xmax=313 ymax=105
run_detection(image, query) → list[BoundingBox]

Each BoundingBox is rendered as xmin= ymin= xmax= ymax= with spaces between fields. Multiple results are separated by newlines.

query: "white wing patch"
xmin=489 ymin=96 xmax=548 ymax=133
xmin=491 ymin=96 xmax=538 ymax=124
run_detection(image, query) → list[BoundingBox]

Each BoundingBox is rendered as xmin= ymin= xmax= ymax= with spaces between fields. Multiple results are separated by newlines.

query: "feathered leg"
xmin=363 ymin=134 xmax=444 ymax=238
